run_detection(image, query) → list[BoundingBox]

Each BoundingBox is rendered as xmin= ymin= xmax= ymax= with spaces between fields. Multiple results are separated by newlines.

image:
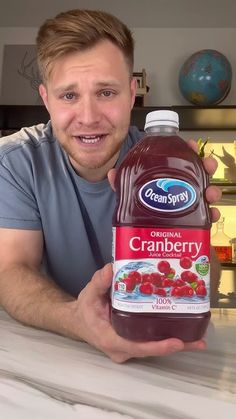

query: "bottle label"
xmin=112 ymin=227 xmax=210 ymax=314
xmin=139 ymin=178 xmax=196 ymax=212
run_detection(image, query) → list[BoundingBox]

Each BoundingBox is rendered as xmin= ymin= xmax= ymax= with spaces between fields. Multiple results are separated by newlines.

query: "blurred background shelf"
xmin=130 ymin=105 xmax=236 ymax=131
xmin=211 ymin=182 xmax=236 ymax=194
xmin=2 ymin=105 xmax=236 ymax=131
xmin=221 ymin=262 xmax=236 ymax=268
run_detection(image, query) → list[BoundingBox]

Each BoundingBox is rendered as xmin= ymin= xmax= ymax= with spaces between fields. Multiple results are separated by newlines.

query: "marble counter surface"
xmin=0 ymin=307 xmax=236 ymax=419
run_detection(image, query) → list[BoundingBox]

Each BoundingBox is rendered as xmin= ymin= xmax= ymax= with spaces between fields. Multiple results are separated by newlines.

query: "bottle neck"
xmin=145 ymin=125 xmax=179 ymax=135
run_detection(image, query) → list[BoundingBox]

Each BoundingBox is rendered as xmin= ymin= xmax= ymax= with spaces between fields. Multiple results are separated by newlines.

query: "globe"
xmin=178 ymin=49 xmax=232 ymax=105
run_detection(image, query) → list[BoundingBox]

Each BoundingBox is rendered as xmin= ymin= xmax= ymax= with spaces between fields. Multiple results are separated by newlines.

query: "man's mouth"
xmin=75 ymin=135 xmax=106 ymax=144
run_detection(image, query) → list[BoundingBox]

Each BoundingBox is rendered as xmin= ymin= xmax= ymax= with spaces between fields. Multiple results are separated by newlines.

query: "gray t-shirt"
xmin=0 ymin=122 xmax=142 ymax=296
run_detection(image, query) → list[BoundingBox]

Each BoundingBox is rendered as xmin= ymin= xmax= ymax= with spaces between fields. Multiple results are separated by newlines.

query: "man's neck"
xmin=69 ymin=152 xmax=120 ymax=183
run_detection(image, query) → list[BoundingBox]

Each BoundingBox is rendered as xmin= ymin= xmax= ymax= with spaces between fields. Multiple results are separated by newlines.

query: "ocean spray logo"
xmin=139 ymin=178 xmax=196 ymax=212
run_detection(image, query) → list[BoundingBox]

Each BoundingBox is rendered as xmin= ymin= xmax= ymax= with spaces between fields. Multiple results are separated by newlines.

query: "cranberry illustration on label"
xmin=179 ymin=256 xmax=192 ymax=269
xmin=173 ymin=278 xmax=186 ymax=287
xmin=154 ymin=288 xmax=167 ymax=297
xmin=181 ymin=285 xmax=194 ymax=297
xmin=167 ymin=267 xmax=176 ymax=278
xmin=149 ymin=272 xmax=163 ymax=287
xmin=181 ymin=270 xmax=198 ymax=283
xmin=196 ymin=279 xmax=206 ymax=286
xmin=162 ymin=278 xmax=174 ymax=287
xmin=139 ymin=282 xmax=154 ymax=295
xmin=196 ymin=285 xmax=207 ymax=296
xmin=171 ymin=287 xmax=183 ymax=297
xmin=157 ymin=260 xmax=171 ymax=275
xmin=128 ymin=270 xmax=142 ymax=284
xmin=114 ymin=263 xmax=209 ymax=300
xmin=141 ymin=273 xmax=152 ymax=283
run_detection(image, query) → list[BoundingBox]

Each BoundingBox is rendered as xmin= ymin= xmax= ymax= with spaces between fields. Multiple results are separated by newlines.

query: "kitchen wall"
xmin=133 ymin=28 xmax=236 ymax=106
xmin=0 ymin=27 xmax=37 ymax=104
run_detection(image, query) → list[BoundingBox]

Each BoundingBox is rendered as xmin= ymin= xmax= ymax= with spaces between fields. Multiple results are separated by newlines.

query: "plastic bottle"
xmin=111 ymin=110 xmax=211 ymax=342
xmin=211 ymin=217 xmax=232 ymax=262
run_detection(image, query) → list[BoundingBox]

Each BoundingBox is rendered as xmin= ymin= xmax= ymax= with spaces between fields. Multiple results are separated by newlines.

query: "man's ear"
xmin=39 ymin=84 xmax=49 ymax=111
xmin=130 ymin=77 xmax=137 ymax=110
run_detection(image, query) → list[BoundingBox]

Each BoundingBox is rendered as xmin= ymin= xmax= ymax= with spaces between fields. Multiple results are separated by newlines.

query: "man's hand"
xmin=71 ymin=264 xmax=206 ymax=363
xmin=187 ymin=139 xmax=221 ymax=222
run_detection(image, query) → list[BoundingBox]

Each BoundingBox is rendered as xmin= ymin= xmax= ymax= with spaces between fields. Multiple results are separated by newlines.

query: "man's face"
xmin=39 ymin=40 xmax=136 ymax=182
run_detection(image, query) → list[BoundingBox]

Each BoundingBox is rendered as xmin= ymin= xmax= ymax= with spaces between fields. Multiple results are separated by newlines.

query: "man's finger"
xmin=108 ymin=336 xmax=206 ymax=361
xmin=187 ymin=138 xmax=198 ymax=152
xmin=205 ymin=185 xmax=222 ymax=204
xmin=210 ymin=206 xmax=221 ymax=223
xmin=187 ymin=139 xmax=218 ymax=176
xmin=107 ymin=168 xmax=116 ymax=191
xmin=203 ymin=155 xmax=218 ymax=176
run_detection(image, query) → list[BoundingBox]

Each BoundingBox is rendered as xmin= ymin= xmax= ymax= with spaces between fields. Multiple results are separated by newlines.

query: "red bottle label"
xmin=112 ymin=226 xmax=210 ymax=314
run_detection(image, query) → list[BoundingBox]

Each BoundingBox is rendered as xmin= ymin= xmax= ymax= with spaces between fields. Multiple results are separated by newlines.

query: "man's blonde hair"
xmin=36 ymin=9 xmax=134 ymax=82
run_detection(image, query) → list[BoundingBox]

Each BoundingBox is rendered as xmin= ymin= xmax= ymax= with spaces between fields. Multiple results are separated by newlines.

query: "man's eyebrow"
xmin=53 ymin=83 xmax=78 ymax=94
xmin=53 ymin=80 xmax=121 ymax=95
xmin=95 ymin=80 xmax=121 ymax=87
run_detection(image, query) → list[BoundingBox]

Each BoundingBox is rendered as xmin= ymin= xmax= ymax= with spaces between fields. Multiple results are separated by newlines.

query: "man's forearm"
xmin=0 ymin=265 xmax=79 ymax=339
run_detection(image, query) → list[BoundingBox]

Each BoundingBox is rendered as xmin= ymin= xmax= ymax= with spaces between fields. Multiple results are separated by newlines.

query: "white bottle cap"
xmin=144 ymin=110 xmax=179 ymax=130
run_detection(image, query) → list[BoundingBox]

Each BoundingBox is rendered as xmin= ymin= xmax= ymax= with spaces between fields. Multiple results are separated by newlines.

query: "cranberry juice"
xmin=111 ymin=128 xmax=211 ymax=342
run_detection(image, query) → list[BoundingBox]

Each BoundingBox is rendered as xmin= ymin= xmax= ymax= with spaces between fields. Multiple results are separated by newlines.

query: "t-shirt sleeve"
xmin=0 ymin=158 xmax=42 ymax=230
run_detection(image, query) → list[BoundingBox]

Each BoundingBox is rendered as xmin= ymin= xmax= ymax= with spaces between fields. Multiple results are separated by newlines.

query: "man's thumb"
xmin=90 ymin=263 xmax=113 ymax=297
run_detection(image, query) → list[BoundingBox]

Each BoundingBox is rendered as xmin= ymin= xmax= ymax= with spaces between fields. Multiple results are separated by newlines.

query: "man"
xmin=0 ymin=9 xmax=221 ymax=363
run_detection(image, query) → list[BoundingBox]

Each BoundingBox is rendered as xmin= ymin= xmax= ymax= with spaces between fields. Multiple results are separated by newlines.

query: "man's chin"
xmin=69 ymin=156 xmax=108 ymax=172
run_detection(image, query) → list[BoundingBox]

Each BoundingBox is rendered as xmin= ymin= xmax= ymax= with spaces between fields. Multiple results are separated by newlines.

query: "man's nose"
xmin=75 ymin=97 xmax=101 ymax=125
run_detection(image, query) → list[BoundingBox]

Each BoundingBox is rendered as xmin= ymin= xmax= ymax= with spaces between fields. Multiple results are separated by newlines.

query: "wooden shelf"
xmin=214 ymin=301 xmax=236 ymax=308
xmin=0 ymin=105 xmax=49 ymax=130
xmin=136 ymin=88 xmax=148 ymax=95
xmin=221 ymin=262 xmax=236 ymax=268
xmin=210 ymin=182 xmax=236 ymax=194
xmin=130 ymin=105 xmax=236 ymax=131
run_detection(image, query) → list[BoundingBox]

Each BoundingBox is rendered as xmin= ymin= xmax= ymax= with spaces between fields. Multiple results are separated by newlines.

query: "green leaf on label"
xmin=195 ymin=263 xmax=209 ymax=276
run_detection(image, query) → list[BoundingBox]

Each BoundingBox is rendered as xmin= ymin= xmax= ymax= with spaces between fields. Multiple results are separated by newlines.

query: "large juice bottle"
xmin=111 ymin=110 xmax=211 ymax=342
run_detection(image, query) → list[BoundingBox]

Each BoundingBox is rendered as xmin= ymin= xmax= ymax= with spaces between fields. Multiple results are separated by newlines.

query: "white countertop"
xmin=0 ymin=307 xmax=235 ymax=419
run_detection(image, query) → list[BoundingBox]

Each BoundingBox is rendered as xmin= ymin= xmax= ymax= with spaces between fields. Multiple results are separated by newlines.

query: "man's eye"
xmin=100 ymin=90 xmax=114 ymax=97
xmin=63 ymin=92 xmax=75 ymax=100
